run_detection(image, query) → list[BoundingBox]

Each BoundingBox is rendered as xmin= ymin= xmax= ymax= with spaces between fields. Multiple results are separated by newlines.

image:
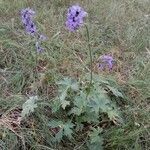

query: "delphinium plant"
xmin=18 ymin=4 xmax=125 ymax=150
xmin=47 ymin=4 xmax=124 ymax=149
xmin=1 ymin=0 xmax=149 ymax=149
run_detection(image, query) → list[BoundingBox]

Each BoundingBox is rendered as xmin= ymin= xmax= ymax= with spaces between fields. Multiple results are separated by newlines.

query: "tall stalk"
xmin=85 ymin=24 xmax=93 ymax=88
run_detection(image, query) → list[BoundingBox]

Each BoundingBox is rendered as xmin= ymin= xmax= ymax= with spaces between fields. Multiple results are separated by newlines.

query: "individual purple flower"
xmin=98 ymin=55 xmax=114 ymax=70
xmin=66 ymin=5 xmax=87 ymax=31
xmin=21 ymin=8 xmax=36 ymax=35
xmin=21 ymin=8 xmax=35 ymax=24
xmin=36 ymin=41 xmax=44 ymax=53
xmin=25 ymin=22 xmax=37 ymax=34
xmin=39 ymin=34 xmax=47 ymax=41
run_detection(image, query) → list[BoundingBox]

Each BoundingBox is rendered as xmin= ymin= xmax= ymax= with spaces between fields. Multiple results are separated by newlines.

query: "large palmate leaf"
xmin=85 ymin=74 xmax=124 ymax=98
xmin=69 ymin=92 xmax=87 ymax=115
xmin=88 ymin=127 xmax=103 ymax=143
xmin=21 ymin=96 xmax=38 ymax=118
xmin=86 ymin=85 xmax=123 ymax=123
xmin=63 ymin=121 xmax=75 ymax=139
xmin=57 ymin=77 xmax=79 ymax=91
xmin=56 ymin=77 xmax=79 ymax=109
xmin=87 ymin=88 xmax=110 ymax=114
xmin=88 ymin=127 xmax=104 ymax=150
xmin=48 ymin=120 xmax=74 ymax=141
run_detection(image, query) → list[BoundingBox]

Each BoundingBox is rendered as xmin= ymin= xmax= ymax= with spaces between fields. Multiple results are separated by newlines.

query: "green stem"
xmin=35 ymin=49 xmax=38 ymax=94
xmin=85 ymin=24 xmax=93 ymax=87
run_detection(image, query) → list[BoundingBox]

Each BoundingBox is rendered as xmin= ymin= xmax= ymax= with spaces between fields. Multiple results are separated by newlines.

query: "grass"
xmin=0 ymin=0 xmax=150 ymax=149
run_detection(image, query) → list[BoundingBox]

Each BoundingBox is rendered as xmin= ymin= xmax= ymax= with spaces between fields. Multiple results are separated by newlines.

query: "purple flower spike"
xmin=26 ymin=22 xmax=37 ymax=35
xmin=21 ymin=8 xmax=36 ymax=35
xmin=98 ymin=55 xmax=114 ymax=70
xmin=36 ymin=41 xmax=44 ymax=53
xmin=21 ymin=8 xmax=35 ymax=25
xmin=66 ymin=5 xmax=87 ymax=31
xmin=21 ymin=8 xmax=47 ymax=53
xmin=39 ymin=34 xmax=47 ymax=41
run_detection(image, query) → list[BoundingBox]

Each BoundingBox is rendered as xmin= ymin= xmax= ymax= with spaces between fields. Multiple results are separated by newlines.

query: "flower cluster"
xmin=98 ymin=55 xmax=114 ymax=70
xmin=66 ymin=5 xmax=87 ymax=31
xmin=21 ymin=8 xmax=46 ymax=52
xmin=21 ymin=8 xmax=36 ymax=35
xmin=21 ymin=5 xmax=115 ymax=70
xmin=35 ymin=34 xmax=47 ymax=52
